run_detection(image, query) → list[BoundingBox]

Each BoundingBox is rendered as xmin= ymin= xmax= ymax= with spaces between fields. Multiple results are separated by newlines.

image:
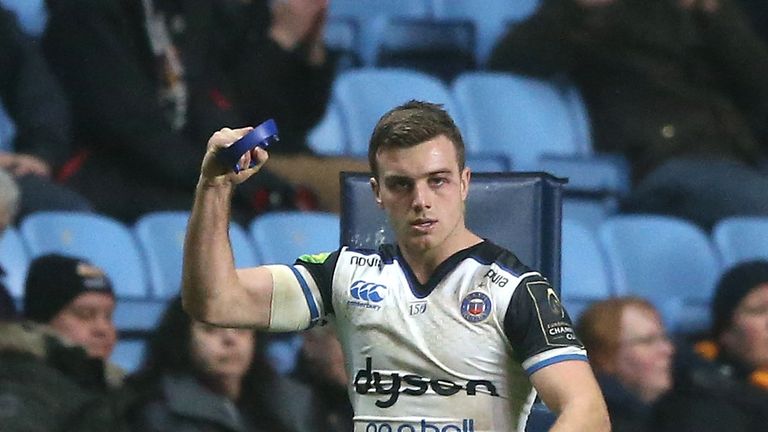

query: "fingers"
xmin=235 ymin=147 xmax=269 ymax=178
xmin=208 ymin=126 xmax=254 ymax=151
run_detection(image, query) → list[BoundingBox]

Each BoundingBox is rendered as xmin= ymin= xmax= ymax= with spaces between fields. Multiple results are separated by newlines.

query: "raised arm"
xmin=181 ymin=127 xmax=274 ymax=328
xmin=530 ymin=360 xmax=610 ymax=432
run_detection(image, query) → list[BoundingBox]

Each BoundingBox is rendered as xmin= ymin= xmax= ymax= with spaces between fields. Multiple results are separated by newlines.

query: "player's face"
xmin=371 ymin=135 xmax=470 ymax=256
xmin=190 ymin=322 xmax=255 ymax=380
xmin=613 ymin=305 xmax=674 ymax=403
xmin=720 ymin=283 xmax=768 ymax=370
xmin=49 ymin=292 xmax=117 ymax=360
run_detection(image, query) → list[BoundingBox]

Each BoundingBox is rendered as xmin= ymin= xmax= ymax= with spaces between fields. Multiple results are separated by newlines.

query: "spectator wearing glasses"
xmin=577 ymin=297 xmax=674 ymax=432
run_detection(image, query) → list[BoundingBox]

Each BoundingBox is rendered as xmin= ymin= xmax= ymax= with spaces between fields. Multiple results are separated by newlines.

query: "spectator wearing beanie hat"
xmin=652 ymin=260 xmax=768 ymax=432
xmin=24 ymin=253 xmax=117 ymax=360
xmin=0 ymin=254 xmax=134 ymax=431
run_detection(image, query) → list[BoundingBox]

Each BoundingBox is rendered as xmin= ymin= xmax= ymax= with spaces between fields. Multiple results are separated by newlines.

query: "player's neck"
xmin=400 ymin=228 xmax=482 ymax=284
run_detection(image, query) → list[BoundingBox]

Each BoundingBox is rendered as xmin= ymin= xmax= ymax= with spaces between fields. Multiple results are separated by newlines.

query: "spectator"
xmin=24 ymin=254 xmax=120 ymax=369
xmin=654 ymin=260 xmax=768 ymax=431
xmin=577 ymin=297 xmax=674 ymax=432
xmin=127 ymin=296 xmax=301 ymax=432
xmin=489 ymin=0 xmax=768 ymax=230
xmin=0 ymin=5 xmax=91 ymax=220
xmin=0 ymin=254 xmax=132 ymax=431
xmin=42 ymin=0 xmax=363 ymax=222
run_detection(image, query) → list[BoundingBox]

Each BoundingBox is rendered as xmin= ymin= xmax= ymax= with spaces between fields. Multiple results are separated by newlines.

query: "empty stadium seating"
xmin=561 ymin=219 xmax=613 ymax=321
xmin=332 ymin=68 xmax=464 ymax=155
xmin=599 ymin=215 xmax=722 ymax=334
xmin=0 ymin=227 xmax=28 ymax=299
xmin=712 ymin=216 xmax=768 ymax=267
xmin=134 ymin=211 xmax=258 ymax=299
xmin=249 ymin=211 xmax=340 ymax=264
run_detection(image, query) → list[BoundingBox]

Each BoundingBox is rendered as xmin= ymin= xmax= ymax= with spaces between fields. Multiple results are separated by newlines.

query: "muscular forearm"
xmin=182 ymin=181 xmax=238 ymax=321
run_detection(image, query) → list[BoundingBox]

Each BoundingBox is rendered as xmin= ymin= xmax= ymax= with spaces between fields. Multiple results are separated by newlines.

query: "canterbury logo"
xmin=350 ymin=280 xmax=387 ymax=303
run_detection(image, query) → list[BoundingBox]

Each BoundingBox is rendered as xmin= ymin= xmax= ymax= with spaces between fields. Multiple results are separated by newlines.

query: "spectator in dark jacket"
xmin=489 ymin=0 xmax=768 ymax=230
xmin=42 ymin=0 xmax=363 ymax=221
xmin=654 ymin=260 xmax=768 ymax=432
xmin=127 ymin=296 xmax=305 ymax=432
xmin=0 ymin=5 xmax=91 ymax=219
xmin=0 ymin=254 xmax=132 ymax=432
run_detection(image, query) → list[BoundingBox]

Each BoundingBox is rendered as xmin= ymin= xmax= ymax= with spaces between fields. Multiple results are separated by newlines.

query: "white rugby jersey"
xmin=285 ymin=240 xmax=587 ymax=432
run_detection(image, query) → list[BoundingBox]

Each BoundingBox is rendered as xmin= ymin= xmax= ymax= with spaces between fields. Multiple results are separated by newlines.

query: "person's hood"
xmin=0 ymin=320 xmax=125 ymax=388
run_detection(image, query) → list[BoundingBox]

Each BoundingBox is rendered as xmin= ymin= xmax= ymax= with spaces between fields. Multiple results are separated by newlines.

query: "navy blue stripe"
xmin=289 ymin=266 xmax=320 ymax=327
xmin=525 ymin=354 xmax=588 ymax=375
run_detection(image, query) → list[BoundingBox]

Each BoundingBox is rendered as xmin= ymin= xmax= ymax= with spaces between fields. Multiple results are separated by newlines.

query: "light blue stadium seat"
xmin=539 ymin=155 xmax=628 ymax=229
xmin=432 ymin=0 xmax=541 ymax=66
xmin=538 ymin=155 xmax=630 ymax=196
xmin=561 ymin=197 xmax=617 ymax=233
xmin=561 ymin=219 xmax=612 ymax=321
xmin=20 ymin=211 xmax=149 ymax=299
xmin=452 ymin=72 xmax=582 ymax=171
xmin=599 ymin=215 xmax=723 ymax=334
xmin=329 ymin=0 xmax=431 ymax=66
xmin=329 ymin=0 xmax=431 ymax=22
xmin=0 ymin=227 xmax=28 ymax=299
xmin=307 ymin=103 xmax=346 ymax=156
xmin=0 ymin=0 xmax=47 ymax=37
xmin=113 ymin=299 xmax=166 ymax=334
xmin=333 ymin=68 xmax=463 ymax=155
xmin=20 ymin=211 xmax=158 ymax=332
xmin=373 ymin=18 xmax=476 ymax=82
xmin=324 ymin=17 xmax=360 ymax=70
xmin=111 ymin=338 xmax=147 ymax=373
xmin=249 ymin=211 xmax=340 ymax=264
xmin=712 ymin=216 xmax=768 ymax=267
xmin=134 ymin=211 xmax=258 ymax=299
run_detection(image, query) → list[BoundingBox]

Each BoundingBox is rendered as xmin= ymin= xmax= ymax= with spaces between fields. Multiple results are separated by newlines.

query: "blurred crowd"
xmin=1 ymin=0 xmax=768 ymax=431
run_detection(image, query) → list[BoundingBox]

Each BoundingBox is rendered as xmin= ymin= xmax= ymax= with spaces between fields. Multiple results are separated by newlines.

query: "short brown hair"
xmin=577 ymin=297 xmax=660 ymax=372
xmin=368 ymin=100 xmax=465 ymax=177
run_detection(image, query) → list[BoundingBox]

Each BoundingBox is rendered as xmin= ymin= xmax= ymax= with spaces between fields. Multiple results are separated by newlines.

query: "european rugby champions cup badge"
xmin=461 ymin=291 xmax=492 ymax=323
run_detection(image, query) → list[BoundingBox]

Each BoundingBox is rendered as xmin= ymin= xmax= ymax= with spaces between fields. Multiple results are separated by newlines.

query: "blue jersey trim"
xmin=289 ymin=266 xmax=320 ymax=327
xmin=525 ymin=354 xmax=588 ymax=375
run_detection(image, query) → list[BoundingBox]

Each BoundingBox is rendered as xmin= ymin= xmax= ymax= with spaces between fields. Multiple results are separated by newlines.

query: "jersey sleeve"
xmin=295 ymin=250 xmax=340 ymax=316
xmin=503 ymin=274 xmax=587 ymax=375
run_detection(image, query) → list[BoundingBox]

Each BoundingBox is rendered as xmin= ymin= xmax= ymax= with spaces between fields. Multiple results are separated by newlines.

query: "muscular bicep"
xmin=529 ymin=360 xmax=601 ymax=414
xmin=235 ymin=264 xmax=328 ymax=332
xmin=529 ymin=360 xmax=610 ymax=431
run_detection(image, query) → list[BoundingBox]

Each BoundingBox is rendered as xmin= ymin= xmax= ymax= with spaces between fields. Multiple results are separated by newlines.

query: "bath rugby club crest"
xmin=461 ymin=291 xmax=492 ymax=322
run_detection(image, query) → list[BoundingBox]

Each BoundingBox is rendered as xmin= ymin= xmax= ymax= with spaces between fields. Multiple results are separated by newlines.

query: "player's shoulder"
xmin=468 ymin=241 xmax=538 ymax=279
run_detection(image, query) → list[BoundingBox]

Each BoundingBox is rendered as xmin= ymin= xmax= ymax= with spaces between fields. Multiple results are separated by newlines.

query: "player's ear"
xmin=370 ymin=177 xmax=383 ymax=208
xmin=460 ymin=167 xmax=471 ymax=201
